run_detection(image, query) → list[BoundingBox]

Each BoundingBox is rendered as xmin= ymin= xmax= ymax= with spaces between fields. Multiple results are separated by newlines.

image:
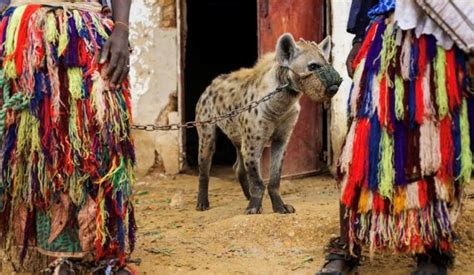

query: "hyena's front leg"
xmin=268 ymin=136 xmax=295 ymax=214
xmin=242 ymin=136 xmax=267 ymax=214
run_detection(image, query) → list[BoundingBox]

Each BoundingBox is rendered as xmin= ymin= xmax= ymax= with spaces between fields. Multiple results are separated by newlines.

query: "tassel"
xmin=3 ymin=5 xmax=27 ymax=79
xmin=359 ymin=72 xmax=375 ymax=118
xmin=379 ymin=74 xmax=388 ymax=126
xmin=350 ymin=59 xmax=366 ymax=118
xmin=400 ymin=31 xmax=412 ymax=80
xmin=73 ymin=10 xmax=84 ymax=33
xmin=419 ymin=118 xmax=441 ymax=176
xmin=65 ymin=17 xmax=80 ymax=67
xmin=434 ymin=177 xmax=448 ymax=202
xmin=13 ymin=5 xmax=41 ymax=77
xmin=128 ymin=204 xmax=136 ymax=253
xmin=422 ymin=64 xmax=435 ymax=117
xmin=58 ymin=10 xmax=69 ymax=56
xmin=458 ymin=99 xmax=471 ymax=185
xmin=393 ymin=188 xmax=407 ymax=215
xmin=418 ymin=180 xmax=428 ymax=209
xmin=68 ymin=67 xmax=83 ymax=100
xmin=406 ymin=182 xmax=420 ymax=209
xmin=364 ymin=20 xmax=386 ymax=74
xmin=378 ymin=129 xmax=394 ymax=199
xmin=339 ymin=120 xmax=357 ymax=174
xmin=395 ymin=75 xmax=405 ymax=120
xmin=373 ymin=192 xmax=385 ymax=213
xmin=445 ymin=49 xmax=460 ymax=111
xmin=394 ymin=119 xmax=407 ymax=185
xmin=368 ymin=115 xmax=381 ymax=191
xmin=434 ymin=47 xmax=449 ymax=119
xmin=358 ymin=188 xmax=371 ymax=213
xmin=91 ymin=13 xmax=110 ymax=40
xmin=342 ymin=118 xmax=370 ymax=206
xmin=468 ymin=98 xmax=474 ymax=153
xmin=415 ymin=37 xmax=427 ymax=124
xmin=353 ymin=21 xmax=379 ymax=70
xmin=438 ymin=117 xmax=453 ymax=181
xmin=91 ymin=71 xmax=106 ymax=127
xmin=408 ymin=38 xmax=419 ymax=128
xmin=44 ymin=12 xmax=58 ymax=43
xmin=379 ymin=22 xmax=397 ymax=78
xmin=452 ymin=110 xmax=461 ymax=181
xmin=116 ymin=191 xmax=126 ymax=260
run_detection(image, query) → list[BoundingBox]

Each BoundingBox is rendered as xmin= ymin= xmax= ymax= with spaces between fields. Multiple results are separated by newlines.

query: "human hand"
xmin=100 ymin=25 xmax=130 ymax=87
xmin=346 ymin=41 xmax=362 ymax=78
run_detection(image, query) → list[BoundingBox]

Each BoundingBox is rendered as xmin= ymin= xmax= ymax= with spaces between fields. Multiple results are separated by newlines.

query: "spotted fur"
xmin=195 ymin=33 xmax=340 ymax=214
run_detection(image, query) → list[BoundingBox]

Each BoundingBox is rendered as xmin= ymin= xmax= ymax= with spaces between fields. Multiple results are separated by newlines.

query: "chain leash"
xmin=131 ymin=82 xmax=289 ymax=132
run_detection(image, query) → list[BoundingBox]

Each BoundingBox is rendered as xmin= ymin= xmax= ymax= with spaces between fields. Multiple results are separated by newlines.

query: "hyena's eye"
xmin=308 ymin=63 xmax=321 ymax=71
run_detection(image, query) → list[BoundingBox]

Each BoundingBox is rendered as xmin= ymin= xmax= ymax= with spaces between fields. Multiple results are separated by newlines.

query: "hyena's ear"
xmin=276 ymin=33 xmax=298 ymax=66
xmin=318 ymin=35 xmax=332 ymax=61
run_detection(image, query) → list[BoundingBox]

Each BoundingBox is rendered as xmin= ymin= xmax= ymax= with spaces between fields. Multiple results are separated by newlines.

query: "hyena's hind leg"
xmin=233 ymin=144 xmax=251 ymax=200
xmin=196 ymin=123 xmax=217 ymax=211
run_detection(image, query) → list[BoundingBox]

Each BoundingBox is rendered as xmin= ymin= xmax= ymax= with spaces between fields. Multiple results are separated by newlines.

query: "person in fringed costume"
xmin=318 ymin=0 xmax=474 ymax=274
xmin=0 ymin=0 xmax=136 ymax=274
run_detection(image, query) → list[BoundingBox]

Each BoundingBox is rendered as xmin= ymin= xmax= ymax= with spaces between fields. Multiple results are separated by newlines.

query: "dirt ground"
xmin=131 ymin=166 xmax=474 ymax=275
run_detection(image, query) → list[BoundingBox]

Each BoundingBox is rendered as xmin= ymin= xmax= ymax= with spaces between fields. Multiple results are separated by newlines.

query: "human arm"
xmin=346 ymin=0 xmax=377 ymax=77
xmin=100 ymin=0 xmax=132 ymax=86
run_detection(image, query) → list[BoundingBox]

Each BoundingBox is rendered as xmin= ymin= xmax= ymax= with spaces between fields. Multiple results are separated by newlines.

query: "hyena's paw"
xmin=244 ymin=198 xmax=263 ymax=214
xmin=244 ymin=206 xmax=262 ymax=215
xmin=272 ymin=204 xmax=295 ymax=214
xmin=196 ymin=199 xmax=210 ymax=211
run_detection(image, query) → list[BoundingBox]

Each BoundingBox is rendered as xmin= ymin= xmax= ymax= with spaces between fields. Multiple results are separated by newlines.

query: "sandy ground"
xmin=131 ymin=166 xmax=474 ymax=275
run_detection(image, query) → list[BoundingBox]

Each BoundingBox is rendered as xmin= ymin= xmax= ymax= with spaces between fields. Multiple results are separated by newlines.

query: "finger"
xmin=106 ymin=51 xmax=121 ymax=79
xmin=118 ymin=63 xmax=130 ymax=86
xmin=100 ymin=40 xmax=112 ymax=64
xmin=111 ymin=56 xmax=126 ymax=85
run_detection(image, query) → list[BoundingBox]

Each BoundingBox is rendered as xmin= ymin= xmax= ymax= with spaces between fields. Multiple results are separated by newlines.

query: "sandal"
xmin=316 ymin=237 xmax=360 ymax=275
xmin=411 ymin=249 xmax=453 ymax=275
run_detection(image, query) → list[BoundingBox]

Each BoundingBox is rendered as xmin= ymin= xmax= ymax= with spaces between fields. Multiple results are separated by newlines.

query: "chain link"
xmin=131 ymin=83 xmax=289 ymax=131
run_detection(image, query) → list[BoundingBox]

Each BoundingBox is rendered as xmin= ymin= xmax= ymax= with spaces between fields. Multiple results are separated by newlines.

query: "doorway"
xmin=184 ymin=0 xmax=258 ymax=167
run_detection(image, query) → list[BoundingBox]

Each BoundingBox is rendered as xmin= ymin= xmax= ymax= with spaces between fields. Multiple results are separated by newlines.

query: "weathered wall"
xmin=130 ymin=0 xmax=181 ymax=176
xmin=329 ymin=0 xmax=353 ymax=174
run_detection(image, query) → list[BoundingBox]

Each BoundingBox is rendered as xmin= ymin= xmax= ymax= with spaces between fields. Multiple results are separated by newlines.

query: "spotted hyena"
xmin=195 ymin=33 xmax=342 ymax=214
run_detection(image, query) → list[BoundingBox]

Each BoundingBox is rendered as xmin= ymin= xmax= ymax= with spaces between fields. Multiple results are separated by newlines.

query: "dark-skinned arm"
xmin=345 ymin=0 xmax=377 ymax=77
xmin=100 ymin=0 xmax=132 ymax=86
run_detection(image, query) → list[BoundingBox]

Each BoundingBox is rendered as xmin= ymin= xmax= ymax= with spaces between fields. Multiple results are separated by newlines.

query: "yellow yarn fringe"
xmin=58 ymin=10 xmax=69 ymax=56
xmin=44 ymin=12 xmax=59 ymax=43
xmin=378 ymin=23 xmax=397 ymax=83
xmin=68 ymin=67 xmax=83 ymax=100
xmin=395 ymin=75 xmax=405 ymax=120
xmin=378 ymin=129 xmax=394 ymax=199
xmin=434 ymin=47 xmax=448 ymax=119
xmin=458 ymin=99 xmax=472 ymax=186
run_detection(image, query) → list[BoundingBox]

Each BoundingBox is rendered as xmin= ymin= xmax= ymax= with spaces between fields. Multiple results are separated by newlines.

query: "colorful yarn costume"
xmin=0 ymin=0 xmax=136 ymax=266
xmin=338 ymin=3 xmax=472 ymax=256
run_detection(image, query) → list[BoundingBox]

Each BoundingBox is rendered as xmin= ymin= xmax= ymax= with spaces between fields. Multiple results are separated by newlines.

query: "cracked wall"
xmin=130 ymin=0 xmax=180 ymax=176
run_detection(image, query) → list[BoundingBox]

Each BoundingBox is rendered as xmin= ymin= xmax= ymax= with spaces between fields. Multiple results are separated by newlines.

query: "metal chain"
xmin=131 ymin=82 xmax=289 ymax=131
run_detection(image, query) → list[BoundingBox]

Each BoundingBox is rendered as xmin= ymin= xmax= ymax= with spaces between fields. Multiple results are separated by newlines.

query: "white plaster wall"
xmin=129 ymin=0 xmax=180 ymax=176
xmin=329 ymin=0 xmax=353 ymax=175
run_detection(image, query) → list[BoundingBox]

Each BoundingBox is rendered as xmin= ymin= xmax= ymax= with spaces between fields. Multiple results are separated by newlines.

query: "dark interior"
xmin=184 ymin=0 xmax=258 ymax=167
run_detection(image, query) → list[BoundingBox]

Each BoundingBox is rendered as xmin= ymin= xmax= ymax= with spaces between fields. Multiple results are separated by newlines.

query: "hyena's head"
xmin=275 ymin=33 xmax=342 ymax=101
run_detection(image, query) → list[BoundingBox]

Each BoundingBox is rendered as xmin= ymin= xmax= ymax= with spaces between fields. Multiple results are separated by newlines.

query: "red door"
xmin=258 ymin=0 xmax=326 ymax=179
